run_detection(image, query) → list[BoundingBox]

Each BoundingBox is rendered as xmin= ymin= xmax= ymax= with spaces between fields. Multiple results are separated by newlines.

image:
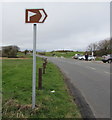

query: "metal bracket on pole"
xmin=32 ymin=24 xmax=37 ymax=109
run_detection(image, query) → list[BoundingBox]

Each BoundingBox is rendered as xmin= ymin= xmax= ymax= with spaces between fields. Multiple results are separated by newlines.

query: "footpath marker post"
xmin=25 ymin=9 xmax=47 ymax=109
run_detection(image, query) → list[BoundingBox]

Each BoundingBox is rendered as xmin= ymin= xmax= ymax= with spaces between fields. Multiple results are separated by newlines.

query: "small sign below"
xmin=25 ymin=9 xmax=47 ymax=23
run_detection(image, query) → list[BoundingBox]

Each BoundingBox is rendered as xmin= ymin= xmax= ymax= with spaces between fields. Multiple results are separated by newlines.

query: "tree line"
xmin=87 ymin=38 xmax=112 ymax=56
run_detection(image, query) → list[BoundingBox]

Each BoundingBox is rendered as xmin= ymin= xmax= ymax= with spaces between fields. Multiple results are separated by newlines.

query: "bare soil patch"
xmin=0 ymin=57 xmax=31 ymax=60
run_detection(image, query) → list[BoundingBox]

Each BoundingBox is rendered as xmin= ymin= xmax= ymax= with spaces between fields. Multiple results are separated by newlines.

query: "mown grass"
xmin=2 ymin=57 xmax=81 ymax=119
xmin=0 ymin=59 xmax=2 ymax=120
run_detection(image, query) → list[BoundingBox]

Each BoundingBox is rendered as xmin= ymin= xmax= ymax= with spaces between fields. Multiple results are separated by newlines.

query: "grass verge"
xmin=2 ymin=57 xmax=81 ymax=118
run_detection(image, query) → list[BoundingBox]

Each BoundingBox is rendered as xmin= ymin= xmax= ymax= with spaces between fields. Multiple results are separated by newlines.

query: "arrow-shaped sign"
xmin=25 ymin=9 xmax=47 ymax=23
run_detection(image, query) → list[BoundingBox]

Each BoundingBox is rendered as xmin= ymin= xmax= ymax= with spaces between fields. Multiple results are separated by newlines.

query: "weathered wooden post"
xmin=43 ymin=63 xmax=46 ymax=74
xmin=38 ymin=68 xmax=42 ymax=90
xmin=44 ymin=58 xmax=48 ymax=64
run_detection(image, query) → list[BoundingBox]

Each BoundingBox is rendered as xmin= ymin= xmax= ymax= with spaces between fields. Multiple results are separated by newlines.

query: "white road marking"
xmin=86 ymin=66 xmax=96 ymax=70
xmin=104 ymin=71 xmax=110 ymax=74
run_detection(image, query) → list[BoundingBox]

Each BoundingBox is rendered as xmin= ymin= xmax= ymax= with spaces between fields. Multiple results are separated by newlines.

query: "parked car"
xmin=78 ymin=55 xmax=85 ymax=60
xmin=88 ymin=55 xmax=96 ymax=61
xmin=72 ymin=54 xmax=81 ymax=59
xmin=78 ymin=55 xmax=95 ymax=61
xmin=102 ymin=54 xmax=110 ymax=59
xmin=102 ymin=54 xmax=112 ymax=63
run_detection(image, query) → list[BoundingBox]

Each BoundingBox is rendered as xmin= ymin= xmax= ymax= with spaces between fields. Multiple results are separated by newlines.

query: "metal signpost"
xmin=25 ymin=9 xmax=47 ymax=109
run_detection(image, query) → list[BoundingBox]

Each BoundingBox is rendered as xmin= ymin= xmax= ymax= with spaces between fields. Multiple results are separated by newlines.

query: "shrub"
xmin=2 ymin=45 xmax=20 ymax=58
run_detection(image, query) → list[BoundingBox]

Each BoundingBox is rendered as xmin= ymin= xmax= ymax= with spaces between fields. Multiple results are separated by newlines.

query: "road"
xmin=44 ymin=56 xmax=110 ymax=118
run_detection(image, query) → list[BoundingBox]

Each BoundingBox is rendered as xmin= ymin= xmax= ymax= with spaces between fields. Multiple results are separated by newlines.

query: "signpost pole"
xmin=32 ymin=23 xmax=37 ymax=109
xmin=25 ymin=8 xmax=47 ymax=109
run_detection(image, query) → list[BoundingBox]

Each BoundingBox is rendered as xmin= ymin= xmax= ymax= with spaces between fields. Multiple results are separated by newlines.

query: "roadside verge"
xmin=2 ymin=57 xmax=81 ymax=118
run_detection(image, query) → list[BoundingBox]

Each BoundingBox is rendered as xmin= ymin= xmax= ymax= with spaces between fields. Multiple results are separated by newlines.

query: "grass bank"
xmin=2 ymin=57 xmax=81 ymax=118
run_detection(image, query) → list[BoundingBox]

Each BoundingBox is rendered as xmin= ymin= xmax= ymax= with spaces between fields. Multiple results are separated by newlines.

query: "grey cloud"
xmin=2 ymin=2 xmax=109 ymax=51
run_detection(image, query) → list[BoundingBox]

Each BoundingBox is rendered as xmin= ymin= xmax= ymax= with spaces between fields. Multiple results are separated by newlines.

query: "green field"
xmin=2 ymin=57 xmax=81 ymax=118
xmin=39 ymin=51 xmax=84 ymax=58
xmin=0 ymin=59 xmax=2 ymax=120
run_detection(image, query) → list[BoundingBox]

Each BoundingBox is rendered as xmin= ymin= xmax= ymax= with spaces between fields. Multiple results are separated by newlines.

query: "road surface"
xmin=44 ymin=56 xmax=110 ymax=118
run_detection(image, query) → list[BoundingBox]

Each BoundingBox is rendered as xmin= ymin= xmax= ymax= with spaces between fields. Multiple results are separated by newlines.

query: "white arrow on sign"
xmin=39 ymin=10 xmax=46 ymax=22
xmin=28 ymin=11 xmax=37 ymax=22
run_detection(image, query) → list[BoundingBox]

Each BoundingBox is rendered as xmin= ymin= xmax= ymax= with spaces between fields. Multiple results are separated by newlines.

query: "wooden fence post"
xmin=43 ymin=63 xmax=46 ymax=74
xmin=38 ymin=68 xmax=42 ymax=90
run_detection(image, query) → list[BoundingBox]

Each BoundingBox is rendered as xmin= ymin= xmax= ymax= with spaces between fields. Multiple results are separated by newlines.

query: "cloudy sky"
xmin=1 ymin=2 xmax=110 ymax=51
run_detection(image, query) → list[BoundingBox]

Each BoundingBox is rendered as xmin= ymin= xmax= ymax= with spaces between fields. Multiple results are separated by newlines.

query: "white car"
xmin=78 ymin=55 xmax=85 ymax=60
xmin=72 ymin=54 xmax=81 ymax=59
xmin=102 ymin=54 xmax=110 ymax=59
xmin=88 ymin=55 xmax=96 ymax=61
xmin=78 ymin=55 xmax=95 ymax=61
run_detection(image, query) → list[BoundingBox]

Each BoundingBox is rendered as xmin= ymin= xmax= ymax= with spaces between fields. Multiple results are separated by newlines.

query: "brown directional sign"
xmin=25 ymin=9 xmax=47 ymax=23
